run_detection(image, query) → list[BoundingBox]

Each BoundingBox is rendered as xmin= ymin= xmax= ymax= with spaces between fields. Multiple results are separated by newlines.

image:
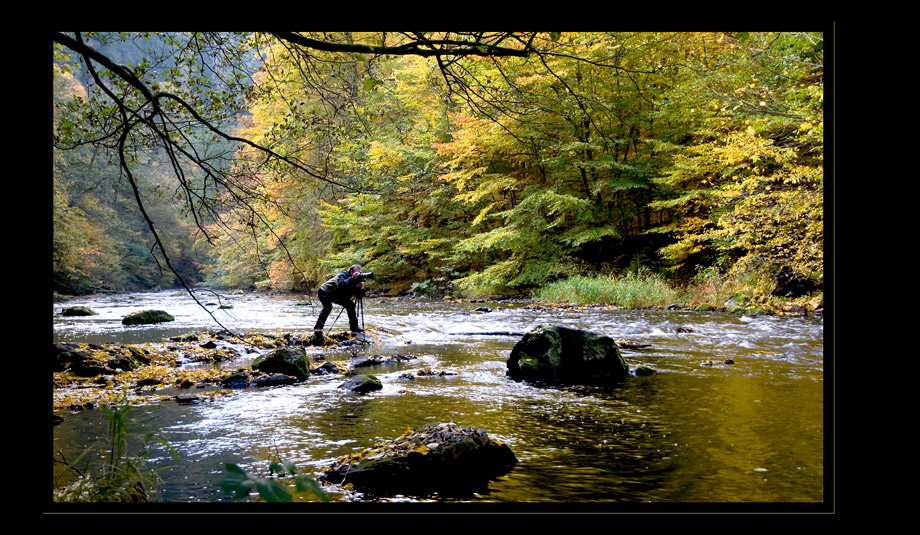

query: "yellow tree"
xmin=650 ymin=32 xmax=824 ymax=293
xmin=52 ymin=32 xmax=540 ymax=300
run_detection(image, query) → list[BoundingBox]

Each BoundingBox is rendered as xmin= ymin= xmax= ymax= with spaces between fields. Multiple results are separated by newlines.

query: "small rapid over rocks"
xmin=53 ymin=291 xmax=825 ymax=506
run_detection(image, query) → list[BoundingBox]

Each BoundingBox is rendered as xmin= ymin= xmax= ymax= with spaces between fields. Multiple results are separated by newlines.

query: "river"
xmin=52 ymin=290 xmax=827 ymax=510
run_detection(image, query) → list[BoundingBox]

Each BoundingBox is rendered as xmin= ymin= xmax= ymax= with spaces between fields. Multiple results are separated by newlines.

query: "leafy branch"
xmin=221 ymin=461 xmax=329 ymax=502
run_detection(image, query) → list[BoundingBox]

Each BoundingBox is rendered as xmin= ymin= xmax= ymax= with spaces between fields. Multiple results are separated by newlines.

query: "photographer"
xmin=312 ymin=264 xmax=370 ymax=336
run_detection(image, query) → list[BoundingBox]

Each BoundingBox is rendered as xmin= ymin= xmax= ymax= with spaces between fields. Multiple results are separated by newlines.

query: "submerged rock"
xmin=121 ymin=310 xmax=174 ymax=325
xmin=633 ymin=365 xmax=657 ymax=376
xmin=352 ymin=354 xmax=416 ymax=368
xmin=220 ymin=372 xmax=252 ymax=388
xmin=507 ymin=324 xmax=629 ymax=385
xmin=320 ymin=423 xmax=516 ymax=496
xmin=175 ymin=393 xmax=200 ymax=405
xmin=250 ymin=374 xmax=299 ymax=387
xmin=616 ymin=339 xmax=652 ymax=350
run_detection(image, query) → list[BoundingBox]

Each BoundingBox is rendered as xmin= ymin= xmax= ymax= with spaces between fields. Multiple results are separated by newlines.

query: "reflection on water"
xmin=52 ymin=291 xmax=826 ymax=507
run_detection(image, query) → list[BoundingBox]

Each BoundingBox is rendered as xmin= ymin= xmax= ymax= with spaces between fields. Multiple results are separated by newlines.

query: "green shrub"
xmin=221 ymin=460 xmax=329 ymax=502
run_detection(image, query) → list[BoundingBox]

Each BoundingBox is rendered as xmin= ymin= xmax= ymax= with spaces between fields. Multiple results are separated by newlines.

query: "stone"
xmin=121 ymin=310 xmax=175 ymax=325
xmin=106 ymin=356 xmax=140 ymax=372
xmin=507 ymin=325 xmax=629 ymax=385
xmin=136 ymin=378 xmax=162 ymax=387
xmin=311 ymin=361 xmax=347 ymax=376
xmin=337 ymin=375 xmax=382 ymax=394
xmin=61 ymin=306 xmax=98 ymax=317
xmin=633 ymin=365 xmax=657 ymax=376
xmin=320 ymin=423 xmax=516 ymax=496
xmin=220 ymin=372 xmax=251 ymax=388
xmin=252 ymin=346 xmax=310 ymax=381
xmin=53 ymin=342 xmax=110 ymax=377
xmin=250 ymin=374 xmax=299 ymax=387
xmin=175 ymin=394 xmax=200 ymax=405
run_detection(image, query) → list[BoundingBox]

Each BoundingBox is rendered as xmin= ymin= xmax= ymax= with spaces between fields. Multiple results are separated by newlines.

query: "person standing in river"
xmin=312 ymin=265 xmax=367 ymax=341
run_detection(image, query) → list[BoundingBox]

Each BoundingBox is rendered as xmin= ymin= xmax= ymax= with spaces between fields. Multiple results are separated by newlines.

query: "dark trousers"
xmin=313 ymin=290 xmax=358 ymax=331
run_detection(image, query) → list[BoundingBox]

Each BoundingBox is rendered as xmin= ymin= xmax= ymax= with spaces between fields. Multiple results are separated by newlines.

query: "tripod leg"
xmin=330 ymin=306 xmax=345 ymax=331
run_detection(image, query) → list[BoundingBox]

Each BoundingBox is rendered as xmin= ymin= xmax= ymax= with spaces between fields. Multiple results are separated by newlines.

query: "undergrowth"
xmin=533 ymin=268 xmax=678 ymax=308
xmin=53 ymin=397 xmax=179 ymax=502
xmin=533 ymin=267 xmax=823 ymax=311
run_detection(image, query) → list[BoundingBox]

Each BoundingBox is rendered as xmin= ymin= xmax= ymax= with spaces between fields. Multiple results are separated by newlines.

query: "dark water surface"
xmin=52 ymin=291 xmax=827 ymax=509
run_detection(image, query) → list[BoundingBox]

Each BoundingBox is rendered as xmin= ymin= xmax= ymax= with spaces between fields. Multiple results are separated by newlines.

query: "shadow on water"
xmin=52 ymin=291 xmax=825 ymax=507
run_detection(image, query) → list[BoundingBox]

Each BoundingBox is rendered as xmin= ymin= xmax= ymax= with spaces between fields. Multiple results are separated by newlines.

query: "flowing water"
xmin=52 ymin=290 xmax=827 ymax=508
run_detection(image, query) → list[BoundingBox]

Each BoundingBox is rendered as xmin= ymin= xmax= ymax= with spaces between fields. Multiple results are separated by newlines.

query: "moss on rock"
xmin=121 ymin=310 xmax=174 ymax=325
xmin=320 ymin=423 xmax=516 ymax=496
xmin=62 ymin=306 xmax=98 ymax=317
xmin=507 ymin=324 xmax=629 ymax=385
xmin=252 ymin=346 xmax=310 ymax=381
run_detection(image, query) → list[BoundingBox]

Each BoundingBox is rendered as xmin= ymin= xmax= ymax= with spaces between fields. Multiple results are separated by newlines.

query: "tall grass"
xmin=535 ymin=267 xmax=822 ymax=311
xmin=679 ymin=267 xmax=777 ymax=307
xmin=534 ymin=269 xmax=679 ymax=308
xmin=53 ymin=397 xmax=179 ymax=502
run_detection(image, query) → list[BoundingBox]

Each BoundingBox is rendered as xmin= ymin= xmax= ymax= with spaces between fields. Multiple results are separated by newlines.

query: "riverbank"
xmin=530 ymin=269 xmax=823 ymax=316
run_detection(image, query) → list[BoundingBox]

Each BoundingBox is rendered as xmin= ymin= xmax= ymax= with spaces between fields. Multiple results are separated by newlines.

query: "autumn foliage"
xmin=53 ymin=32 xmax=825 ymax=300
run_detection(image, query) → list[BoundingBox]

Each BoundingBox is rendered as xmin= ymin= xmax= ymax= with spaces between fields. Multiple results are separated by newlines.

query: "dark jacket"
xmin=318 ymin=270 xmax=365 ymax=303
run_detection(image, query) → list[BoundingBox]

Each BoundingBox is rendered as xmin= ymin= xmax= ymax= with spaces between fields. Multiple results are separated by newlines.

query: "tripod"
xmin=329 ymin=296 xmax=365 ymax=332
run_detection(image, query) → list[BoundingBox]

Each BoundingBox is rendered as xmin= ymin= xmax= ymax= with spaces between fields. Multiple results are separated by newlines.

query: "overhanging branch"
xmin=270 ymin=31 xmax=535 ymax=58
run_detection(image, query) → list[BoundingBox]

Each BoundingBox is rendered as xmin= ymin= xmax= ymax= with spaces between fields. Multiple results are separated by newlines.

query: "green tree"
xmin=432 ymin=33 xmax=674 ymax=295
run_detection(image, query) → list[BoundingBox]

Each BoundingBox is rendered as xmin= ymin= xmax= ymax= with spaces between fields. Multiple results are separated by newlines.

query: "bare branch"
xmin=270 ymin=31 xmax=535 ymax=58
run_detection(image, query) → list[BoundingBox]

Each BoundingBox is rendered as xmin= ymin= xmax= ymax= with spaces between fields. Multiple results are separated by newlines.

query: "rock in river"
xmin=507 ymin=324 xmax=629 ymax=385
xmin=121 ymin=310 xmax=174 ymax=325
xmin=252 ymin=346 xmax=310 ymax=381
xmin=61 ymin=306 xmax=98 ymax=317
xmin=53 ymin=342 xmax=110 ymax=377
xmin=337 ymin=375 xmax=382 ymax=394
xmin=320 ymin=423 xmax=516 ymax=496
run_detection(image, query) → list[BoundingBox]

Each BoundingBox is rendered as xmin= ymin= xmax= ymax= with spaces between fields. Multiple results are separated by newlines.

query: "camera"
xmin=357 ymin=271 xmax=375 ymax=281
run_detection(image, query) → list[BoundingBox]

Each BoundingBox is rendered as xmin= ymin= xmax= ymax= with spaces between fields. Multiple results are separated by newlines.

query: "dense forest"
xmin=52 ymin=32 xmax=825 ymax=304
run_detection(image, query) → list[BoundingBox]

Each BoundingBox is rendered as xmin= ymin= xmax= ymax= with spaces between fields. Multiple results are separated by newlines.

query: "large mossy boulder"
xmin=121 ymin=310 xmax=174 ymax=325
xmin=507 ymin=324 xmax=629 ymax=385
xmin=252 ymin=346 xmax=310 ymax=381
xmin=320 ymin=423 xmax=516 ymax=496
